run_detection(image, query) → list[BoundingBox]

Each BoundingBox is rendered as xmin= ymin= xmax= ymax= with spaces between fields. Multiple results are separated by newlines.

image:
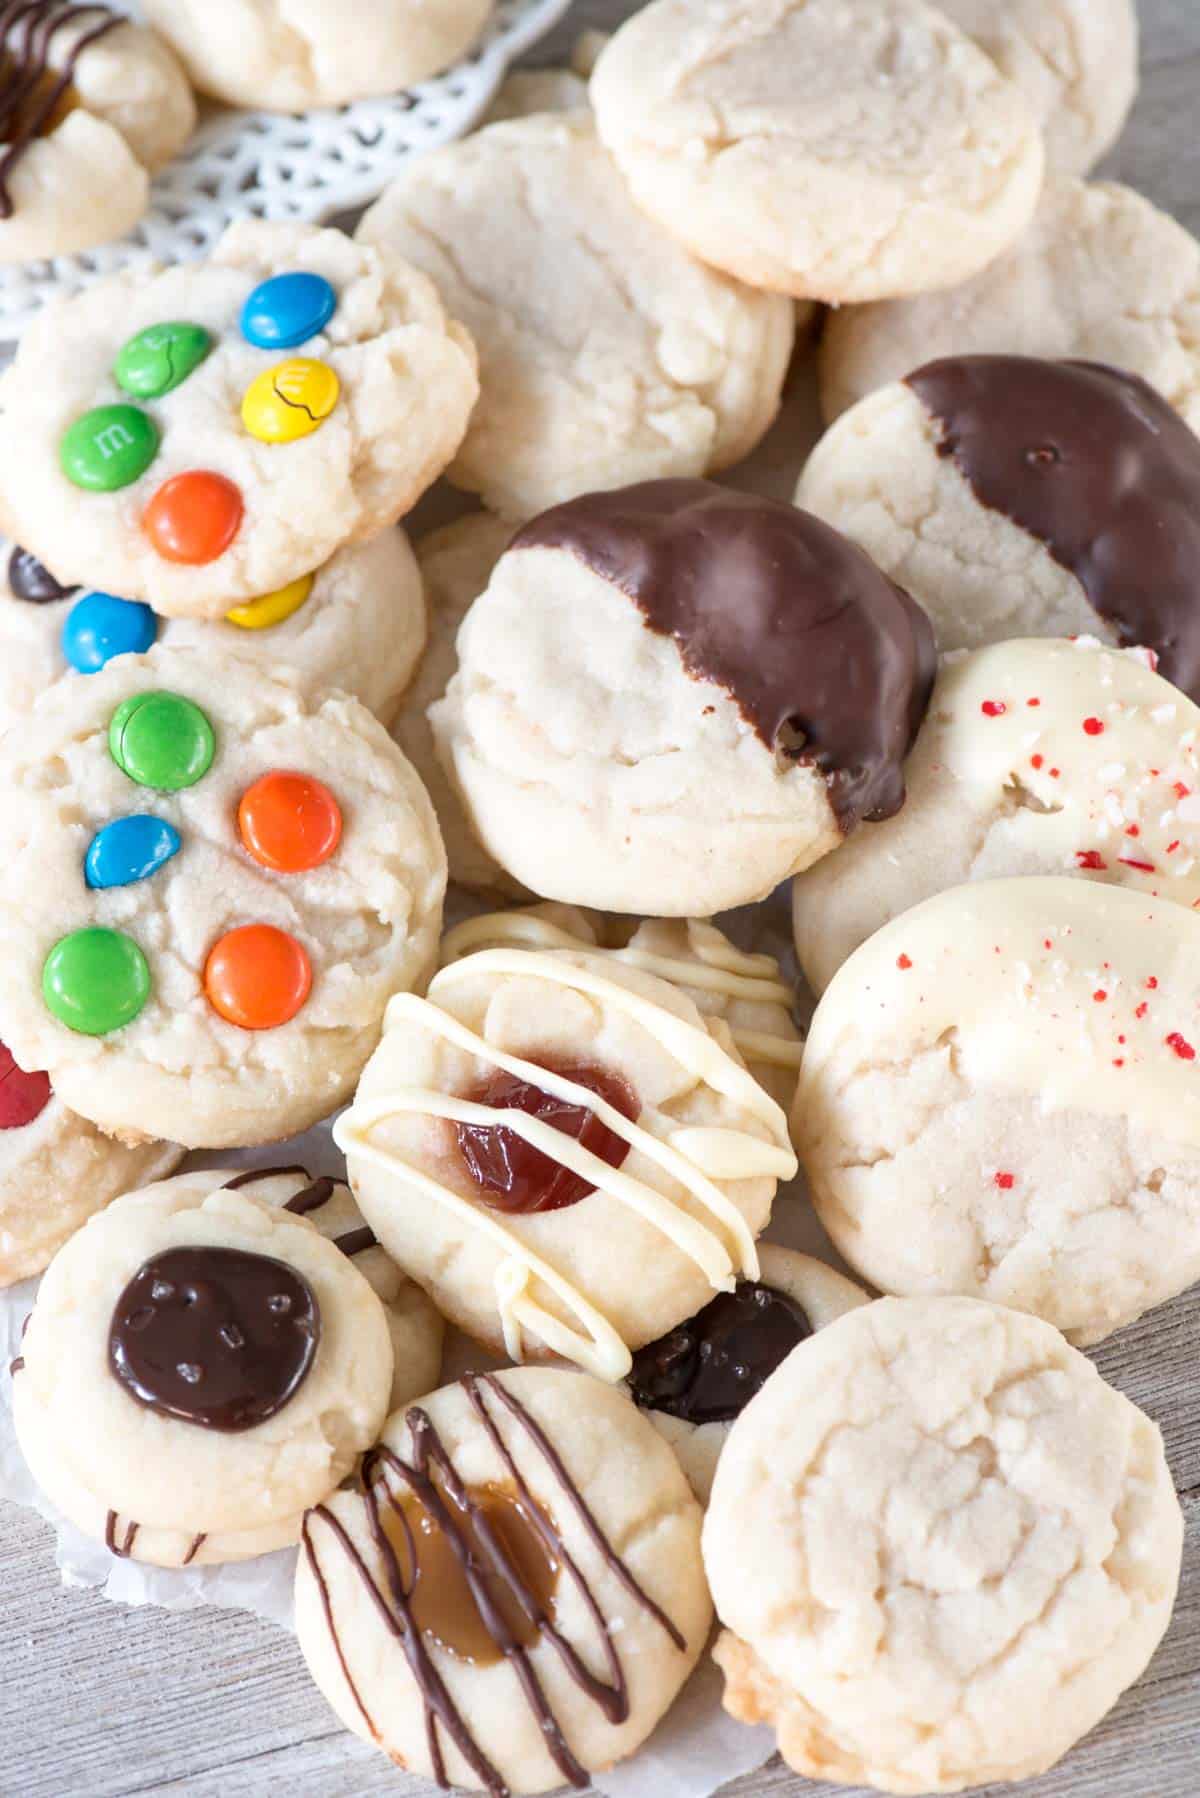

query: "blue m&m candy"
xmin=63 ymin=591 xmax=158 ymax=675
xmin=241 ymin=272 xmax=337 ymax=351
xmin=85 ymin=815 xmax=181 ymax=890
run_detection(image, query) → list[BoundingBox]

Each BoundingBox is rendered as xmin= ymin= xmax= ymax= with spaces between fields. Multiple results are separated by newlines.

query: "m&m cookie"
xmin=0 ymin=645 xmax=446 ymax=1149
xmin=0 ymin=531 xmax=427 ymax=737
xmin=0 ymin=219 xmax=478 ymax=619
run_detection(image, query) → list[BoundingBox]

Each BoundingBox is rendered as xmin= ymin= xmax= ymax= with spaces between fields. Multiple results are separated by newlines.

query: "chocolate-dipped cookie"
xmin=431 ymin=479 xmax=935 ymax=915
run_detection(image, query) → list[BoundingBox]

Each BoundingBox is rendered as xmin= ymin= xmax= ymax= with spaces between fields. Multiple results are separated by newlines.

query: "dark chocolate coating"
xmin=108 ymin=1246 xmax=320 ymax=1432
xmin=0 ymin=4 xmax=122 ymax=218
xmin=628 ymin=1280 xmax=812 ymax=1425
xmin=7 ymin=543 xmax=77 ymax=604
xmin=512 ymin=479 xmax=935 ymax=830
xmin=907 ymin=356 xmax=1200 ymax=702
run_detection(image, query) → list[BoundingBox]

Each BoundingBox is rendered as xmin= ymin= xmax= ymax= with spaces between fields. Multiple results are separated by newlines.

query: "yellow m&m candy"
xmin=241 ymin=358 xmax=339 ymax=444
xmin=226 ymin=572 xmax=315 ymax=630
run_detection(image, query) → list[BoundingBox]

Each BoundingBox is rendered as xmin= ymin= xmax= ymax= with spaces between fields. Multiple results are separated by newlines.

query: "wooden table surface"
xmin=4 ymin=3 xmax=1200 ymax=1794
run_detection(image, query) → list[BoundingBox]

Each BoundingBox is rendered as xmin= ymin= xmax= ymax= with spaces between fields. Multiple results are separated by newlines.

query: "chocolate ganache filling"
xmin=511 ymin=479 xmax=936 ymax=831
xmin=109 ymin=1245 xmax=320 ymax=1431
xmin=628 ymin=1280 xmax=813 ymax=1425
xmin=907 ymin=356 xmax=1200 ymax=701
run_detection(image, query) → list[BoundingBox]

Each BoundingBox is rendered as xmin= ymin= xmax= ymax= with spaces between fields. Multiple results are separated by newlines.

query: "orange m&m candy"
xmin=144 ymin=470 xmax=244 ymax=565
xmin=204 ymin=924 xmax=311 ymax=1030
xmin=238 ymin=771 xmax=342 ymax=873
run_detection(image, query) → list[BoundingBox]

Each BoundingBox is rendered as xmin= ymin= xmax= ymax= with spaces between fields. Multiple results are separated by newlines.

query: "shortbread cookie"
xmin=357 ymin=115 xmax=794 ymax=520
xmin=629 ymin=1245 xmax=867 ymax=1502
xmin=336 ymin=947 xmax=797 ymax=1379
xmin=296 ymin=1367 xmax=711 ymax=1793
xmin=0 ymin=644 xmax=446 ymax=1150
xmin=589 ymin=0 xmax=1044 ymax=303
xmin=431 ymin=481 xmax=935 ymax=915
xmin=820 ymin=179 xmax=1200 ymax=423
xmin=938 ymin=0 xmax=1137 ymax=177
xmin=12 ymin=1174 xmax=394 ymax=1567
xmin=396 ymin=514 xmax=522 ymax=894
xmin=0 ymin=4 xmax=195 ymax=262
xmin=444 ymin=908 xmax=804 ymax=1113
xmin=141 ymin=0 xmax=490 ymax=110
xmin=0 ymin=219 xmax=477 ymax=619
xmin=705 ymin=1296 xmax=1182 ymax=1793
xmin=0 ymin=530 xmax=425 ymax=734
xmin=723 ymin=341 xmax=825 ymax=505
xmin=201 ymin=1166 xmax=443 ymax=1412
xmin=0 ymin=1040 xmax=181 ymax=1286
xmin=798 ymin=877 xmax=1200 ymax=1344
xmin=794 ymin=638 xmax=1200 ymax=992
xmin=485 ymin=67 xmax=589 ymax=123
xmin=799 ymin=357 xmax=1200 ymax=696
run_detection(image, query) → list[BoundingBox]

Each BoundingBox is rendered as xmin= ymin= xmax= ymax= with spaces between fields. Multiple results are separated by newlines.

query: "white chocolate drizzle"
xmin=335 ymin=948 xmax=797 ymax=1381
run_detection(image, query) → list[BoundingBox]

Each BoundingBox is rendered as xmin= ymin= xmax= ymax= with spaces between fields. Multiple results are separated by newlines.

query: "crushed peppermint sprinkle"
xmin=982 ymin=701 xmax=1007 ymax=718
xmin=1049 ymin=767 xmax=1061 ymax=779
xmin=1147 ymin=976 xmax=1159 ymax=989
xmin=1168 ymin=841 xmax=1181 ymax=854
xmin=1120 ymin=856 xmax=1156 ymax=873
xmin=1083 ymin=717 xmax=1105 ymax=736
xmin=1031 ymin=754 xmax=1044 ymax=770
xmin=1136 ymin=1002 xmax=1149 ymax=1019
xmin=1093 ymin=989 xmax=1108 ymax=1003
xmin=1026 ymin=697 xmax=1041 ymax=708
xmin=1075 ymin=850 xmax=1106 ymax=870
xmin=896 ymin=954 xmax=912 ymax=970
xmin=1166 ymin=1033 xmax=1196 ymax=1061
xmin=994 ymin=1172 xmax=1015 ymax=1190
xmin=1175 ymin=782 xmax=1192 ymax=800
xmin=1113 ymin=1058 xmax=1125 ymax=1068
xmin=1126 ymin=824 xmax=1141 ymax=837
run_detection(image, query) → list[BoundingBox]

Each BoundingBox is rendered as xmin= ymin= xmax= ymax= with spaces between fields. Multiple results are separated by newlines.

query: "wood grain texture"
xmin=3 ymin=2 xmax=1200 ymax=1793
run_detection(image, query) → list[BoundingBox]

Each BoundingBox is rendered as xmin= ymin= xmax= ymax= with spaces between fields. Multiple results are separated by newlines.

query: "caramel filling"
xmin=0 ymin=66 xmax=77 ymax=142
xmin=382 ymin=1480 xmax=559 ymax=1665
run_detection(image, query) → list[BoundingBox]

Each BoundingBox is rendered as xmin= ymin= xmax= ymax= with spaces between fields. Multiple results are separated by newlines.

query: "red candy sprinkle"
xmin=1076 ymin=850 xmax=1106 ymax=870
xmin=1083 ymin=717 xmax=1105 ymax=736
xmin=1136 ymin=1002 xmax=1149 ymax=1020
xmin=1166 ymin=1032 xmax=1196 ymax=1061
xmin=1168 ymin=841 xmax=1181 ymax=854
xmin=1049 ymin=767 xmax=1061 ymax=779
xmin=1175 ymin=783 xmax=1191 ymax=800
xmin=897 ymin=954 xmax=913 ymax=970
xmin=1120 ymin=856 xmax=1156 ymax=873
xmin=1147 ymin=977 xmax=1159 ymax=989
xmin=1126 ymin=824 xmax=1141 ymax=837
xmin=1030 ymin=754 xmax=1044 ymax=770
xmin=1093 ymin=990 xmax=1108 ymax=1003
xmin=1027 ymin=698 xmax=1041 ymax=708
xmin=994 ymin=1172 xmax=1015 ymax=1190
xmin=0 ymin=1043 xmax=51 ymax=1130
xmin=981 ymin=700 xmax=1006 ymax=717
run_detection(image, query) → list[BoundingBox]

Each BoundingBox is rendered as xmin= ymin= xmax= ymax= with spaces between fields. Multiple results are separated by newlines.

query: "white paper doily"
xmin=0 ymin=0 xmax=572 ymax=340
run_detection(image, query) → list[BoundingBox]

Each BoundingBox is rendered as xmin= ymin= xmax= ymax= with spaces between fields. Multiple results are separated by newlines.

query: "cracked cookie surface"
xmin=704 ymin=1294 xmax=1182 ymax=1794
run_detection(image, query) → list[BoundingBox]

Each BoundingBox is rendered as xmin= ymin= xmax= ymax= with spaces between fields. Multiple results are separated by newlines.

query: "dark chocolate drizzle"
xmin=303 ymin=1373 xmax=686 ymax=1797
xmin=223 ymin=1167 xmax=374 ymax=1252
xmin=629 ymin=1280 xmax=812 ymax=1426
xmin=104 ymin=1510 xmax=138 ymax=1559
xmin=7 ymin=543 xmax=77 ymax=603
xmin=8 ymin=1355 xmax=22 ymax=1375
xmin=0 ymin=3 xmax=122 ymax=218
xmin=108 ymin=1246 xmax=320 ymax=1433
xmin=182 ymin=1533 xmax=206 ymax=1566
xmin=333 ymin=1225 xmax=377 ymax=1258
xmin=221 ymin=1164 xmax=311 ymax=1193
xmin=907 ymin=356 xmax=1200 ymax=702
xmin=512 ymin=479 xmax=935 ymax=830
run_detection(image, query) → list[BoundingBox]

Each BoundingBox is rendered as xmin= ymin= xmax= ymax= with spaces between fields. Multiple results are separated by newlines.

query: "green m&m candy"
xmin=115 ymin=322 xmax=213 ymax=400
xmin=109 ymin=690 xmax=215 ymax=791
xmin=60 ymin=405 xmax=159 ymax=493
xmin=43 ymin=928 xmax=150 ymax=1036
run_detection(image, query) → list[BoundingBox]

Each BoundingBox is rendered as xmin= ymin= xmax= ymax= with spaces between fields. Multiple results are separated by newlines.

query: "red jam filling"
xmin=0 ymin=1043 xmax=51 ymax=1131
xmin=455 ymin=1060 xmax=639 ymax=1214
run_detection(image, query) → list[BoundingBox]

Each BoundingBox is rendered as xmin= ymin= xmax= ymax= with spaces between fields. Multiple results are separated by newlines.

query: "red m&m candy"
xmin=238 ymin=772 xmax=342 ymax=873
xmin=204 ymin=925 xmax=312 ymax=1030
xmin=0 ymin=1042 xmax=51 ymax=1130
xmin=144 ymin=471 xmax=243 ymax=565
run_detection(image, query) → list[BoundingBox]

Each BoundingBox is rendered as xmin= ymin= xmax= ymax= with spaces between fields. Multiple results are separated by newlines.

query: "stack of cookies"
xmin=1 ymin=1 xmax=1195 ymax=1795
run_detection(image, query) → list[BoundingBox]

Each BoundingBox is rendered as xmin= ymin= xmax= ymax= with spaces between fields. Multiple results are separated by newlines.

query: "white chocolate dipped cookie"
xmin=797 ymin=877 xmax=1200 ymax=1345
xmin=628 ymin=1245 xmax=868 ymax=1503
xmin=0 ymin=219 xmax=477 ymax=620
xmin=938 ymin=0 xmax=1137 ymax=177
xmin=0 ymin=3 xmax=195 ymax=263
xmin=798 ymin=356 xmax=1200 ymax=695
xmin=12 ymin=1173 xmax=395 ymax=1567
xmin=430 ymin=481 xmax=935 ymax=916
xmin=820 ymin=178 xmax=1200 ymax=424
xmin=295 ymin=1368 xmax=712 ymax=1794
xmin=142 ymin=0 xmax=491 ymax=111
xmin=793 ymin=638 xmax=1200 ymax=993
xmin=0 ymin=1040 xmax=181 ymax=1286
xmin=335 ymin=947 xmax=797 ymax=1380
xmin=444 ymin=908 xmax=804 ymax=1114
xmin=397 ymin=513 xmax=522 ymax=895
xmin=357 ymin=114 xmax=794 ymax=521
xmin=589 ymin=0 xmax=1045 ymax=304
xmin=0 ymin=531 xmax=426 ymax=736
xmin=0 ymin=644 xmax=446 ymax=1151
xmin=704 ymin=1296 xmax=1182 ymax=1793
